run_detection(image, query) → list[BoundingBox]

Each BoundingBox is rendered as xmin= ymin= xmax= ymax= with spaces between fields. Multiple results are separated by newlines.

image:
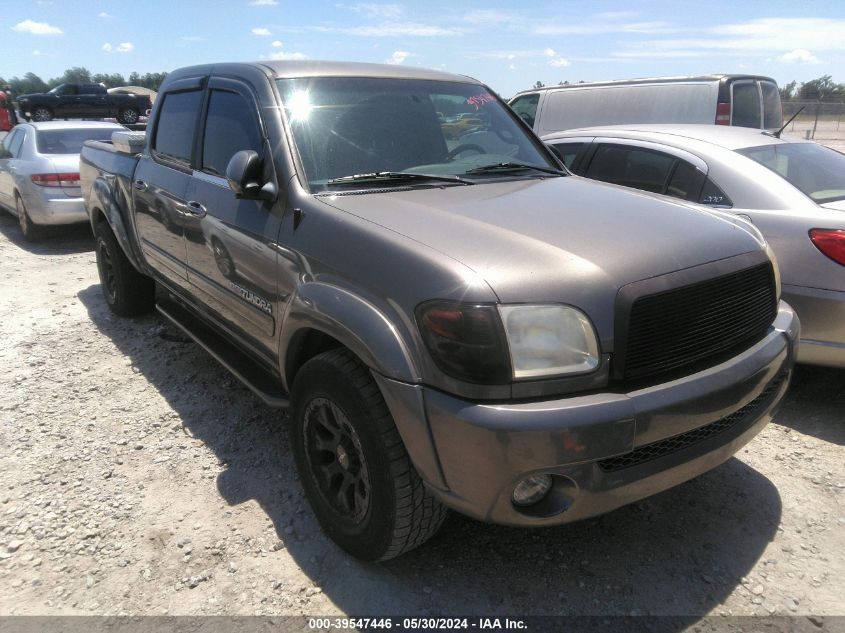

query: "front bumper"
xmin=783 ymin=283 xmax=845 ymax=368
xmin=21 ymin=188 xmax=87 ymax=226
xmin=377 ymin=302 xmax=798 ymax=527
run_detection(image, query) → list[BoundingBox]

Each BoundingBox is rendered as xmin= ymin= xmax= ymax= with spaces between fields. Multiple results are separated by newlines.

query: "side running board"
xmin=156 ymin=298 xmax=290 ymax=409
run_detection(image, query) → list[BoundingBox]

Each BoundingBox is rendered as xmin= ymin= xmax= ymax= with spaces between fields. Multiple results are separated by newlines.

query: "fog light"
xmin=512 ymin=474 xmax=553 ymax=507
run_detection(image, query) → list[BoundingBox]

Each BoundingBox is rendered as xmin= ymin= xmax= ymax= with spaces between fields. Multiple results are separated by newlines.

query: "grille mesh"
xmin=598 ymin=376 xmax=784 ymax=473
xmin=622 ymin=262 xmax=777 ymax=381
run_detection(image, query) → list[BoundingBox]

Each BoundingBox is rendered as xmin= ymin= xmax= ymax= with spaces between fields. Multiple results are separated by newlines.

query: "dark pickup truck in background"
xmin=16 ymin=83 xmax=150 ymax=125
xmin=80 ymin=60 xmax=798 ymax=562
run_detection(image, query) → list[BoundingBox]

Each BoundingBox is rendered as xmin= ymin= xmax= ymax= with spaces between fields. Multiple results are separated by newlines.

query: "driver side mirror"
xmin=225 ymin=150 xmax=276 ymax=201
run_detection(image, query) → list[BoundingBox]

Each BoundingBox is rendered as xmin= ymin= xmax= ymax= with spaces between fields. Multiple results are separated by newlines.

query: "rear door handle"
xmin=133 ymin=179 xmax=147 ymax=191
xmin=185 ymin=201 xmax=207 ymax=217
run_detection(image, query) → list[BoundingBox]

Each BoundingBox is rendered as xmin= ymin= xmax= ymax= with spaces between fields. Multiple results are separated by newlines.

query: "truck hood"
xmin=317 ymin=176 xmax=764 ymax=344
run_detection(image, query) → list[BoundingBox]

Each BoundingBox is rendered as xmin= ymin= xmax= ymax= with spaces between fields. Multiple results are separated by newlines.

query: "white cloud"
xmin=269 ymin=51 xmax=308 ymax=60
xmin=777 ymin=49 xmax=822 ymax=64
xmin=592 ymin=10 xmax=639 ymax=20
xmin=97 ymin=11 xmax=112 ymax=18
xmin=543 ymin=48 xmax=556 ymax=57
xmin=344 ymin=3 xmax=402 ymax=19
xmin=11 ymin=19 xmax=63 ymax=35
xmin=549 ymin=57 xmax=571 ymax=67
xmin=271 ymin=40 xmax=283 ymax=47
xmin=32 ymin=49 xmax=45 ymax=56
xmin=623 ymin=18 xmax=845 ymax=56
xmin=508 ymin=63 xmax=516 ymax=70
xmin=180 ymin=36 xmax=205 ymax=42
xmin=387 ymin=50 xmax=410 ymax=64
xmin=252 ymin=27 xmax=272 ymax=36
xmin=311 ymin=22 xmax=462 ymax=37
xmin=102 ymin=42 xmax=133 ymax=53
xmin=462 ymin=10 xmax=518 ymax=27
xmin=534 ymin=21 xmax=676 ymax=36
xmin=250 ymin=0 xmax=278 ymax=4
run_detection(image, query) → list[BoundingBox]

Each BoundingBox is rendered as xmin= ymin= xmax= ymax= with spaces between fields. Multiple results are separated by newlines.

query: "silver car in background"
xmin=0 ymin=121 xmax=125 ymax=240
xmin=543 ymin=124 xmax=845 ymax=367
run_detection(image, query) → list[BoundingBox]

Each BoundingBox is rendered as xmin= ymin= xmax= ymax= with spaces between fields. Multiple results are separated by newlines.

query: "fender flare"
xmin=89 ymin=176 xmax=146 ymax=274
xmin=279 ymin=281 xmax=420 ymax=389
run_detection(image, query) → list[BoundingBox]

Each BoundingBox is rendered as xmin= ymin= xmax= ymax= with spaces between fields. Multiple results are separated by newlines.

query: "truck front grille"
xmin=598 ymin=375 xmax=785 ymax=473
xmin=621 ymin=262 xmax=777 ymax=381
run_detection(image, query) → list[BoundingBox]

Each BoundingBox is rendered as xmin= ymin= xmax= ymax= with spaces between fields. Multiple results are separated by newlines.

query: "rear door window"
xmin=760 ymin=81 xmax=783 ymax=129
xmin=732 ymin=81 xmax=762 ymax=129
xmin=585 ymin=144 xmax=676 ymax=194
xmin=8 ymin=130 xmax=25 ymax=158
xmin=665 ymin=160 xmax=705 ymax=200
xmin=201 ymin=89 xmax=263 ymax=177
xmin=153 ymin=89 xmax=203 ymax=164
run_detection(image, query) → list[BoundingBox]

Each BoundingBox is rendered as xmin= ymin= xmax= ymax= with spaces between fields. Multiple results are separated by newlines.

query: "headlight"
xmin=498 ymin=304 xmax=599 ymax=379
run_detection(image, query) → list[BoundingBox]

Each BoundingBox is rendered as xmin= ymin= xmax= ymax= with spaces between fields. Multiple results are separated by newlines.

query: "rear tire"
xmin=31 ymin=107 xmax=53 ymax=122
xmin=118 ymin=108 xmax=139 ymax=125
xmin=94 ymin=221 xmax=155 ymax=316
xmin=16 ymin=194 xmax=43 ymax=241
xmin=291 ymin=349 xmax=447 ymax=561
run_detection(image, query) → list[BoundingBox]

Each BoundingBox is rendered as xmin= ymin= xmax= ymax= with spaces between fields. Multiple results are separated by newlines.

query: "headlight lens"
xmin=498 ymin=304 xmax=599 ymax=379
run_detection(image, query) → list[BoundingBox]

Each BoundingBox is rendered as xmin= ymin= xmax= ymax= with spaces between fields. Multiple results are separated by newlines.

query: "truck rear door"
xmin=133 ymin=83 xmax=204 ymax=289
xmin=183 ymin=77 xmax=282 ymax=356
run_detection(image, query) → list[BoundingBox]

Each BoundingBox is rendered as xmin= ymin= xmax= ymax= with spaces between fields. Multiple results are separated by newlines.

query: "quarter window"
xmin=201 ymin=90 xmax=263 ymax=177
xmin=153 ymin=89 xmax=203 ymax=164
xmin=548 ymin=142 xmax=584 ymax=170
xmin=699 ymin=178 xmax=732 ymax=207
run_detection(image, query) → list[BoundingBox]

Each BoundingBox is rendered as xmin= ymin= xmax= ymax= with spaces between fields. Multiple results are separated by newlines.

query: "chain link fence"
xmin=782 ymin=100 xmax=845 ymax=141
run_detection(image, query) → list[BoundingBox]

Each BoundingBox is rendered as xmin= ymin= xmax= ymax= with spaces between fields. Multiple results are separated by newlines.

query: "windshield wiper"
xmin=327 ymin=171 xmax=473 ymax=186
xmin=465 ymin=162 xmax=566 ymax=177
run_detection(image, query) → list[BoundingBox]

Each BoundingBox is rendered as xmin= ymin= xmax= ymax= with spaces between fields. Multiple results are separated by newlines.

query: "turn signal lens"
xmin=810 ymin=229 xmax=845 ymax=266
xmin=417 ymin=301 xmax=511 ymax=384
xmin=31 ymin=172 xmax=81 ymax=188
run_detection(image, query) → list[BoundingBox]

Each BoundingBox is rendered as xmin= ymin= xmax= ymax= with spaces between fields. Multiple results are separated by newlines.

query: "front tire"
xmin=94 ymin=221 xmax=155 ymax=316
xmin=31 ymin=107 xmax=53 ymax=122
xmin=291 ymin=349 xmax=447 ymax=561
xmin=118 ymin=108 xmax=139 ymax=125
xmin=16 ymin=194 xmax=42 ymax=241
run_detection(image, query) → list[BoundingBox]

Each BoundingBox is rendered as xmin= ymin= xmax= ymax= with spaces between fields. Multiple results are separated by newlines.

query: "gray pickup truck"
xmin=80 ymin=61 xmax=799 ymax=561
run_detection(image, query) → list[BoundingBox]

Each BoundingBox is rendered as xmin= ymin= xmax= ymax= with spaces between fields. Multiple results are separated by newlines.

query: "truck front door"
xmin=133 ymin=85 xmax=204 ymax=289
xmin=183 ymin=79 xmax=282 ymax=359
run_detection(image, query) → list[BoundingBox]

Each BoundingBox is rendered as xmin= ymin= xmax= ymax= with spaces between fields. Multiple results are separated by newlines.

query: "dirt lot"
xmin=0 ymin=213 xmax=843 ymax=622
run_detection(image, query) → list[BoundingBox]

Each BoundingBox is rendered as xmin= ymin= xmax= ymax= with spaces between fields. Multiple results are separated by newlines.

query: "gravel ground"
xmin=0 ymin=212 xmax=842 ymax=621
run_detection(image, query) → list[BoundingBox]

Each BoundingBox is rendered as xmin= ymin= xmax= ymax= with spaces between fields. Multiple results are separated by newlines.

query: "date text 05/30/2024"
xmin=308 ymin=618 xmax=528 ymax=630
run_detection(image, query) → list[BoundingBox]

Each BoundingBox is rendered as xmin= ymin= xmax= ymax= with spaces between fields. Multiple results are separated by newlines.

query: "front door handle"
xmin=185 ymin=201 xmax=207 ymax=217
xmin=133 ymin=179 xmax=147 ymax=191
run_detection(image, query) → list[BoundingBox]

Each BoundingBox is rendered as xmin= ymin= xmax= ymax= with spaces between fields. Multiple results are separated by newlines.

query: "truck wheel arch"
xmin=279 ymin=283 xmax=421 ymax=391
xmin=88 ymin=178 xmax=145 ymax=274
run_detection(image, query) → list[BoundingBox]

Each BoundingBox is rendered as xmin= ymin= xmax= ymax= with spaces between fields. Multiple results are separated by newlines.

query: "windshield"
xmin=36 ymin=128 xmax=120 ymax=154
xmin=276 ymin=77 xmax=558 ymax=191
xmin=737 ymin=142 xmax=845 ymax=204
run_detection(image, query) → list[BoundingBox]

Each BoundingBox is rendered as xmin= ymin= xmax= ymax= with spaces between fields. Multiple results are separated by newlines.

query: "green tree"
xmin=779 ymin=80 xmax=797 ymax=100
xmin=533 ymin=80 xmax=545 ymax=89
xmin=8 ymin=72 xmax=48 ymax=95
xmin=92 ymin=73 xmax=127 ymax=88
xmin=797 ymin=75 xmax=845 ymax=101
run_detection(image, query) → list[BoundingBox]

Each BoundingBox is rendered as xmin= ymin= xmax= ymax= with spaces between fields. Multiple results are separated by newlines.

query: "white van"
xmin=509 ymin=75 xmax=783 ymax=136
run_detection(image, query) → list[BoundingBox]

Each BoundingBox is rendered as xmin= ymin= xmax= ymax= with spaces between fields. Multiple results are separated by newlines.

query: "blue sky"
xmin=2 ymin=0 xmax=844 ymax=96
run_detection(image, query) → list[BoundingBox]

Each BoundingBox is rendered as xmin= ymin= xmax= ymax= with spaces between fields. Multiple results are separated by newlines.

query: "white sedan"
xmin=0 ymin=121 xmax=124 ymax=240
